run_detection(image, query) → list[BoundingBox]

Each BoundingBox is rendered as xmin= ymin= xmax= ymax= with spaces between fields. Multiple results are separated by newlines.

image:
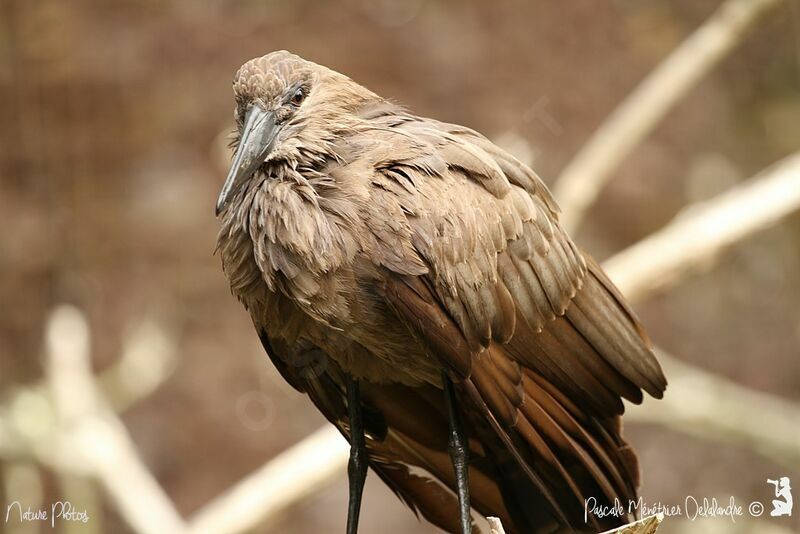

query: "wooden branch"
xmin=486 ymin=513 xmax=663 ymax=534
xmin=600 ymin=514 xmax=663 ymax=534
xmin=553 ymin=0 xmax=786 ymax=233
xmin=0 ymin=315 xmax=176 ymax=459
xmin=101 ymin=318 xmax=178 ymax=413
xmin=44 ymin=306 xmax=188 ymax=534
xmin=603 ymin=152 xmax=800 ymax=303
xmin=186 ymin=426 xmax=348 ymax=534
xmin=626 ymin=350 xmax=800 ymax=469
xmin=487 ymin=516 xmax=506 ymax=534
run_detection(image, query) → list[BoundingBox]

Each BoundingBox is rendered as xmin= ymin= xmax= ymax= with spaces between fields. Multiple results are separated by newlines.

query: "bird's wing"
xmin=352 ymin=115 xmax=667 ymax=530
xmin=359 ymin=116 xmax=666 ymax=413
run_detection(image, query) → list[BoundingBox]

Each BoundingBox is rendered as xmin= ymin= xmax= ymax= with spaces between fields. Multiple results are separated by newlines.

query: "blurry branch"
xmin=187 ymin=426 xmax=348 ymax=534
xmin=627 ymin=351 xmax=800 ymax=469
xmin=0 ymin=316 xmax=176 ymax=460
xmin=57 ymin=475 xmax=101 ymax=534
xmin=0 ymin=308 xmax=183 ymax=534
xmin=604 ymin=152 xmax=800 ymax=302
xmin=44 ymin=306 xmax=188 ymax=534
xmin=553 ymin=0 xmax=786 ymax=233
xmin=101 ymin=319 xmax=178 ymax=413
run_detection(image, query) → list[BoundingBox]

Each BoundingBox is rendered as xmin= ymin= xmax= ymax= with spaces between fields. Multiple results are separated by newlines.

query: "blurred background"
xmin=1 ymin=0 xmax=799 ymax=533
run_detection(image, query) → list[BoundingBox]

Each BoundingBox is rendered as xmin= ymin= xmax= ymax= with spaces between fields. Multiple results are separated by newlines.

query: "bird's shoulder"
xmin=325 ymin=108 xmax=587 ymax=345
xmin=352 ymin=105 xmax=560 ymax=212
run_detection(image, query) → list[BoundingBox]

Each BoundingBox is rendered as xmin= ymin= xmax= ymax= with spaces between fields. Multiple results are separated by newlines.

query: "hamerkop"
xmin=215 ymin=51 xmax=666 ymax=534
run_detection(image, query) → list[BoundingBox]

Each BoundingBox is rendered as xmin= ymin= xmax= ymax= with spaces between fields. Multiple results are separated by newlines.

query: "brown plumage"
xmin=215 ymin=51 xmax=666 ymax=533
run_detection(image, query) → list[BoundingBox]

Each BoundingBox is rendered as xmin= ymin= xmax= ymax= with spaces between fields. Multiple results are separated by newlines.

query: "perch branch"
xmin=487 ymin=516 xmax=507 ymax=534
xmin=553 ymin=0 xmax=786 ymax=232
xmin=486 ymin=513 xmax=663 ymax=533
xmin=601 ymin=514 xmax=663 ymax=534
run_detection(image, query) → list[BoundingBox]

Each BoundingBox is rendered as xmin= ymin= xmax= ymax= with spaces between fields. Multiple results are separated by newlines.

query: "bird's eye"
xmin=290 ymin=87 xmax=306 ymax=106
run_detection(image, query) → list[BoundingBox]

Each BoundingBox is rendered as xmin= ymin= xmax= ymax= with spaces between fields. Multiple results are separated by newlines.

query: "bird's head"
xmin=216 ymin=50 xmax=376 ymax=216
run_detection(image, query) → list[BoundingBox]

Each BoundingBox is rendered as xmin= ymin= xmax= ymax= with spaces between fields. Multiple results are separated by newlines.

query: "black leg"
xmin=443 ymin=372 xmax=472 ymax=534
xmin=346 ymin=376 xmax=368 ymax=534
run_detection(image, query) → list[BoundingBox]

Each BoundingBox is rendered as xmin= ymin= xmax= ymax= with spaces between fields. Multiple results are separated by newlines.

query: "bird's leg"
xmin=443 ymin=371 xmax=472 ymax=534
xmin=346 ymin=376 xmax=368 ymax=534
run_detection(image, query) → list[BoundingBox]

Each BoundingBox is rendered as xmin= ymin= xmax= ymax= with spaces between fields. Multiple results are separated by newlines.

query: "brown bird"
xmin=215 ymin=51 xmax=666 ymax=534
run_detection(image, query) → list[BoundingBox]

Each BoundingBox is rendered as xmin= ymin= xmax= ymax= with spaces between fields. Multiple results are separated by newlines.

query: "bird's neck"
xmin=216 ymin=166 xmax=359 ymax=317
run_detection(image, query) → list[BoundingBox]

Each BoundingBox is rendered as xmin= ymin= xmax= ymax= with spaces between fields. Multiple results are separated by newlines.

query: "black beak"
xmin=216 ymin=106 xmax=279 ymax=216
